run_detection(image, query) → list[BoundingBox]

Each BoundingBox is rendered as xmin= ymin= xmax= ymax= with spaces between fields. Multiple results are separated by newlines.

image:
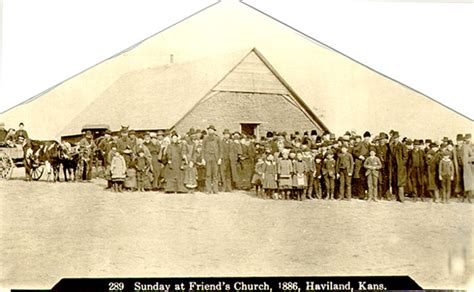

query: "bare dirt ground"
xmin=0 ymin=167 xmax=473 ymax=290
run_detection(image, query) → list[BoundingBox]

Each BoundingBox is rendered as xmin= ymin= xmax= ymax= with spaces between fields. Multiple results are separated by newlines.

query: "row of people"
xmin=81 ymin=125 xmax=472 ymax=203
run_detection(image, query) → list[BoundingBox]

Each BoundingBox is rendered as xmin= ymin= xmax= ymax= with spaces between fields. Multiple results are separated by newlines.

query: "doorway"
xmin=240 ymin=123 xmax=260 ymax=138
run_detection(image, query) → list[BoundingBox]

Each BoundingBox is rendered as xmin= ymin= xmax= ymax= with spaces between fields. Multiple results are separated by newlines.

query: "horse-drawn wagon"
xmin=0 ymin=143 xmax=44 ymax=180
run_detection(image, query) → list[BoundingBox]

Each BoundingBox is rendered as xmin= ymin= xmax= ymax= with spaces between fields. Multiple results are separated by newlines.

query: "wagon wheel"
xmin=30 ymin=164 xmax=44 ymax=181
xmin=0 ymin=150 xmax=15 ymax=180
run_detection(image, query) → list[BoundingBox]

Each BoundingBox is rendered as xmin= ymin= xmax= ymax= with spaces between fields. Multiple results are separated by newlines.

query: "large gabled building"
xmin=0 ymin=1 xmax=471 ymax=140
xmin=59 ymin=48 xmax=328 ymax=140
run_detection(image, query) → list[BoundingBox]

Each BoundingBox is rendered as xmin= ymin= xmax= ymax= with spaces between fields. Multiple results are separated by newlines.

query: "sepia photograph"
xmin=0 ymin=0 xmax=473 ymax=290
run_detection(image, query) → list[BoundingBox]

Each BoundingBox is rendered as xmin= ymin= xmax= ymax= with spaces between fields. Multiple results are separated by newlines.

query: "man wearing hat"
xmin=128 ymin=130 xmax=138 ymax=146
xmin=310 ymin=130 xmax=318 ymax=146
xmin=78 ymin=130 xmax=97 ymax=181
xmin=389 ymin=131 xmax=408 ymax=202
xmin=453 ymin=134 xmax=464 ymax=197
xmin=146 ymin=132 xmax=162 ymax=191
xmin=408 ymin=139 xmax=425 ymax=201
xmin=439 ymin=149 xmax=454 ymax=203
xmin=375 ymin=132 xmax=390 ymax=199
xmin=425 ymin=142 xmax=441 ymax=202
xmin=219 ymin=129 xmax=234 ymax=192
xmin=97 ymin=129 xmax=114 ymax=186
xmin=352 ymin=131 xmax=371 ymax=199
xmin=117 ymin=127 xmax=133 ymax=156
xmin=202 ymin=125 xmax=221 ymax=194
xmin=363 ymin=146 xmax=382 ymax=201
xmin=461 ymin=133 xmax=473 ymax=202
xmin=156 ymin=130 xmax=165 ymax=142
xmin=0 ymin=122 xmax=7 ymax=144
xmin=336 ymin=144 xmax=354 ymax=200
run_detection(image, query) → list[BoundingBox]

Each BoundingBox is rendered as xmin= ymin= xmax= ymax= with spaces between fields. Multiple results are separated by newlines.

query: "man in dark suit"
xmin=408 ymin=139 xmax=425 ymax=201
xmin=353 ymin=132 xmax=370 ymax=199
xmin=203 ymin=125 xmax=221 ymax=194
xmin=390 ymin=131 xmax=408 ymax=202
xmin=376 ymin=132 xmax=390 ymax=200
xmin=220 ymin=129 xmax=235 ymax=192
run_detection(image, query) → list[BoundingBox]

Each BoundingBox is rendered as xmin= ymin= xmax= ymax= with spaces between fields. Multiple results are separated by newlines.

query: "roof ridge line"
xmin=240 ymin=1 xmax=473 ymax=121
xmin=1 ymin=1 xmax=221 ymax=115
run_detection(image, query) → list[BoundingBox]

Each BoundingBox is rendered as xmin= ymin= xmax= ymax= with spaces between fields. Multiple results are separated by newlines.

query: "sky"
xmin=0 ymin=0 xmax=473 ymax=120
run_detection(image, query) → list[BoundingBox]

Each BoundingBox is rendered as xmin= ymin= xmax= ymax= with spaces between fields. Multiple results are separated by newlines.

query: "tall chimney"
xmin=170 ymin=54 xmax=174 ymax=64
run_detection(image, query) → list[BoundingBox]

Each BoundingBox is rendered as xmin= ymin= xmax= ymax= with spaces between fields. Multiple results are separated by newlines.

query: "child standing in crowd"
xmin=111 ymin=150 xmax=126 ymax=192
xmin=251 ymin=156 xmax=265 ymax=198
xmin=426 ymin=143 xmax=441 ymax=203
xmin=262 ymin=153 xmax=278 ymax=199
xmin=194 ymin=145 xmax=206 ymax=192
xmin=337 ymin=145 xmax=354 ymax=200
xmin=302 ymin=148 xmax=315 ymax=200
xmin=123 ymin=146 xmax=137 ymax=191
xmin=293 ymin=151 xmax=308 ymax=201
xmin=439 ymin=150 xmax=454 ymax=203
xmin=322 ymin=150 xmax=337 ymax=200
xmin=184 ymin=152 xmax=198 ymax=192
xmin=364 ymin=148 xmax=382 ymax=201
xmin=310 ymin=150 xmax=323 ymax=199
xmin=135 ymin=149 xmax=150 ymax=192
xmin=278 ymin=149 xmax=293 ymax=200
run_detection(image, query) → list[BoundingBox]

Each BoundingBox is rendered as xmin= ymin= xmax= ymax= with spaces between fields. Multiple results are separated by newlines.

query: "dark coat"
xmin=14 ymin=129 xmax=29 ymax=141
xmin=390 ymin=142 xmax=408 ymax=187
xmin=352 ymin=141 xmax=369 ymax=178
xmin=462 ymin=143 xmax=474 ymax=191
xmin=163 ymin=142 xmax=186 ymax=193
xmin=202 ymin=133 xmax=221 ymax=162
xmin=426 ymin=150 xmax=441 ymax=191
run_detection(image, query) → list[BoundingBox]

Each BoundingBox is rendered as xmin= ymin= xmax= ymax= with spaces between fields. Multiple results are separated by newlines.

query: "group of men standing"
xmin=88 ymin=125 xmax=257 ymax=193
xmin=17 ymin=122 xmax=471 ymax=204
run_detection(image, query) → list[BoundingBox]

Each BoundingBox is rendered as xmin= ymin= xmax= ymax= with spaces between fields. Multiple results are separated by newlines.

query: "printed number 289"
xmin=108 ymin=282 xmax=124 ymax=291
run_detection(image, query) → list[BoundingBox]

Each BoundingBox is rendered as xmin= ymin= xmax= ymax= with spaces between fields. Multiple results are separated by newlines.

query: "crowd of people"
xmin=73 ymin=124 xmax=473 ymax=204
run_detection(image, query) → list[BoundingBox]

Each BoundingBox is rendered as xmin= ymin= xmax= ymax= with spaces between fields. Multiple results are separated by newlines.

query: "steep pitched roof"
xmin=1 ymin=1 xmax=471 ymax=139
xmin=60 ymin=48 xmax=328 ymax=136
xmin=60 ymin=49 xmax=249 ymax=136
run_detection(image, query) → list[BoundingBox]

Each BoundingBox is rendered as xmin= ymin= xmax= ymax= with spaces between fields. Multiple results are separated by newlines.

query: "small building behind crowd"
xmin=59 ymin=48 xmax=329 ymax=140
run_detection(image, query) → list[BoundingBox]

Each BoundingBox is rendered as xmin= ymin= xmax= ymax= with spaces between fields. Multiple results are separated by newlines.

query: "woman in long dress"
xmin=164 ymin=133 xmax=187 ymax=193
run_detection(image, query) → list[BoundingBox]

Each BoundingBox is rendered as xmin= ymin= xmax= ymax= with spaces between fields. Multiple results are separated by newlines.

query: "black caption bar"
xmin=13 ymin=276 xmax=423 ymax=292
